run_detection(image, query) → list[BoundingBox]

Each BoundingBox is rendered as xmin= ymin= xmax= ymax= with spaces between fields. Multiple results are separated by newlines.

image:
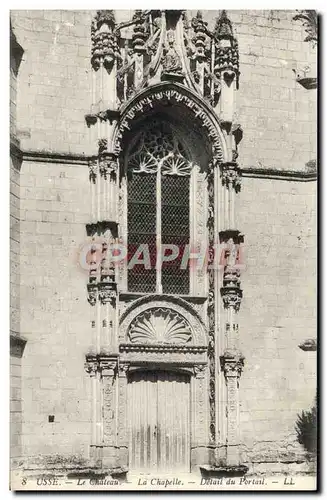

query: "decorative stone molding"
xmin=220 ymin=349 xmax=244 ymax=378
xmin=241 ymin=166 xmax=317 ymax=182
xmin=120 ymin=343 xmax=207 ymax=355
xmin=219 ymin=230 xmax=244 ymax=245
xmin=220 ymin=161 xmax=241 ymax=192
xmin=119 ymin=295 xmax=207 ymax=346
xmin=85 ymin=109 xmax=120 ymax=127
xmin=99 ymin=356 xmax=118 ymax=376
xmin=85 ymin=354 xmax=118 ymax=376
xmin=86 ymin=221 xmax=118 ymax=238
xmin=84 ymin=355 xmax=98 ymax=376
xmin=194 ymin=363 xmax=206 ymax=378
xmin=10 ymin=334 xmax=27 ymax=358
xmin=99 ymin=153 xmax=118 ymax=180
xmin=305 ymin=159 xmax=317 ymax=172
xmin=87 ymin=140 xmax=119 ymax=182
xmin=200 ymin=464 xmax=248 ymax=478
xmin=128 ymin=308 xmax=192 ymax=344
xmin=113 ymin=83 xmax=226 ymax=160
xmin=223 ymin=267 xmax=241 ymax=288
xmin=293 ymin=66 xmax=317 ymax=90
xmin=98 ymin=281 xmax=117 ymax=305
xmin=119 ymin=343 xmax=207 ymax=367
xmin=299 ymin=339 xmax=317 ymax=351
xmin=87 ymin=9 xmax=240 ymax=117
xmin=221 ymin=286 xmax=243 ymax=312
xmin=87 ymin=283 xmax=98 ymax=306
xmin=206 ymin=159 xmax=216 ymax=444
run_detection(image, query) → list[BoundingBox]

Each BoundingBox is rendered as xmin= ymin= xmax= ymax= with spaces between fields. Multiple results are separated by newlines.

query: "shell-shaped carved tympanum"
xmin=128 ymin=308 xmax=192 ymax=344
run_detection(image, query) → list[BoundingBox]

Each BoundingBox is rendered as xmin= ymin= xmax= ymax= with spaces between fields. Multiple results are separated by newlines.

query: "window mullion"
xmin=156 ymin=165 xmax=162 ymax=293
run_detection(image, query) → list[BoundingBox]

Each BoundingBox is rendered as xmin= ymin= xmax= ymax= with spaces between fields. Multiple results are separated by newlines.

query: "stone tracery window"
xmin=127 ymin=120 xmax=192 ymax=295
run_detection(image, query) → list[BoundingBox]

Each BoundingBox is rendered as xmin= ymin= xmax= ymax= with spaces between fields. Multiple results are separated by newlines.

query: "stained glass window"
xmin=127 ymin=120 xmax=191 ymax=295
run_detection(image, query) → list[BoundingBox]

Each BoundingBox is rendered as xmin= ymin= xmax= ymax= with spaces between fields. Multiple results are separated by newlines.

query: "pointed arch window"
xmin=127 ymin=120 xmax=192 ymax=295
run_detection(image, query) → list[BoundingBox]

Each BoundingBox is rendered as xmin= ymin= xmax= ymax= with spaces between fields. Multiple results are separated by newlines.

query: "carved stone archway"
xmin=84 ymin=9 xmax=246 ymax=475
xmin=117 ymin=295 xmax=209 ymax=472
xmin=113 ymin=81 xmax=229 ymax=162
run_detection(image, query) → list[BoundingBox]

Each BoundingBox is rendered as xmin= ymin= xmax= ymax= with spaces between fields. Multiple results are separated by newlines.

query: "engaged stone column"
xmin=117 ymin=363 xmax=129 ymax=468
xmin=192 ymin=364 xmax=209 ymax=469
xmin=85 ymin=355 xmax=102 ymax=466
xmin=220 ymin=349 xmax=244 ymax=466
xmin=100 ymin=356 xmax=118 ymax=468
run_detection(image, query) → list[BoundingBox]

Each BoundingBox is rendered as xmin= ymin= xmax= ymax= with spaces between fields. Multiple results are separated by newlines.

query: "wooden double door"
xmin=128 ymin=370 xmax=191 ymax=473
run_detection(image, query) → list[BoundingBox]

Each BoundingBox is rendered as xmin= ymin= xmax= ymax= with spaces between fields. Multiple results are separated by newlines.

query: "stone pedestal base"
xmin=90 ymin=445 xmax=103 ymax=467
xmin=102 ymin=445 xmax=118 ymax=468
xmin=191 ymin=446 xmax=212 ymax=472
xmin=117 ymin=446 xmax=128 ymax=469
xmin=200 ymin=464 xmax=248 ymax=478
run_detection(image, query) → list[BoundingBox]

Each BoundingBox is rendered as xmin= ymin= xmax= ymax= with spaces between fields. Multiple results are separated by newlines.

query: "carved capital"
xmin=223 ymin=267 xmax=241 ymax=287
xmin=118 ymin=363 xmax=129 ymax=378
xmin=88 ymin=158 xmax=98 ymax=183
xmin=220 ymin=349 xmax=244 ymax=378
xmin=99 ymin=356 xmax=118 ymax=376
xmin=99 ymin=153 xmax=118 ymax=180
xmin=86 ymin=221 xmax=118 ymax=238
xmin=220 ymin=161 xmax=241 ymax=192
xmin=98 ymin=281 xmax=117 ymax=305
xmin=87 ymin=283 xmax=98 ymax=306
xmin=219 ymin=229 xmax=244 ymax=245
xmin=221 ymin=286 xmax=243 ymax=312
xmin=85 ymin=355 xmax=98 ymax=376
xmin=194 ymin=364 xmax=206 ymax=378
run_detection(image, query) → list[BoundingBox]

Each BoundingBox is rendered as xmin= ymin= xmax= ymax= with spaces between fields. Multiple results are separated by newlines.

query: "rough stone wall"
xmin=10 ymin=9 xmax=134 ymax=156
xmin=18 ymin=159 xmax=92 ymax=466
xmin=10 ymin=10 xmax=316 ymax=470
xmin=236 ymin=177 xmax=316 ymax=469
xmin=198 ymin=9 xmax=317 ymax=172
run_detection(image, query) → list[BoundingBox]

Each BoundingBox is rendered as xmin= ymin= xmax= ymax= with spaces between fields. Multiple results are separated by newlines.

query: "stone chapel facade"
xmin=10 ymin=10 xmax=317 ymax=477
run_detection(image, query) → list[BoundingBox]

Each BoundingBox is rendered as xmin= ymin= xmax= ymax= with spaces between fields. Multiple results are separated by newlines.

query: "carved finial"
xmin=196 ymin=10 xmax=203 ymax=20
xmin=133 ymin=9 xmax=143 ymax=20
xmin=95 ymin=10 xmax=116 ymax=29
xmin=214 ymin=10 xmax=233 ymax=39
xmin=132 ymin=9 xmax=148 ymax=52
xmin=91 ymin=10 xmax=119 ymax=71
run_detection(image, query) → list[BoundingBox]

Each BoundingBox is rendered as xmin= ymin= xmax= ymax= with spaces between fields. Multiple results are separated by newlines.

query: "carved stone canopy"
xmin=128 ymin=307 xmax=192 ymax=344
